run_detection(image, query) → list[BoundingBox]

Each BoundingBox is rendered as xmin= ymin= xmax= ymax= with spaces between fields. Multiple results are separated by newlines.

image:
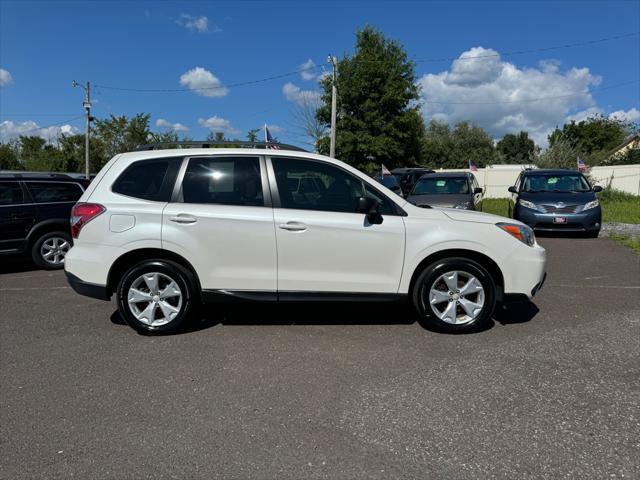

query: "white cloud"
xmin=176 ymin=14 xmax=220 ymax=33
xmin=300 ymin=59 xmax=317 ymax=81
xmin=0 ymin=120 xmax=79 ymax=142
xmin=608 ymin=108 xmax=640 ymax=123
xmin=418 ymin=47 xmax=602 ymax=146
xmin=198 ymin=116 xmax=238 ymax=135
xmin=179 ymin=67 xmax=228 ymax=97
xmin=155 ymin=118 xmax=189 ymax=132
xmin=282 ymin=82 xmax=321 ymax=105
xmin=565 ymin=107 xmax=602 ymax=123
xmin=0 ymin=68 xmax=13 ymax=87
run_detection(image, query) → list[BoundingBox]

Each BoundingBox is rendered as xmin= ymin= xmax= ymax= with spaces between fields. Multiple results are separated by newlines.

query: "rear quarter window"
xmin=112 ymin=158 xmax=179 ymax=201
xmin=25 ymin=182 xmax=83 ymax=203
xmin=0 ymin=182 xmax=24 ymax=205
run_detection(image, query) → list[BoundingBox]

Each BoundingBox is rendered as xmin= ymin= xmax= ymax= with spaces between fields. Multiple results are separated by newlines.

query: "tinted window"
xmin=113 ymin=159 xmax=170 ymax=201
xmin=412 ymin=177 xmax=471 ymax=195
xmin=26 ymin=182 xmax=83 ymax=203
xmin=0 ymin=182 xmax=24 ymax=206
xmin=522 ymin=174 xmax=590 ymax=193
xmin=272 ymin=158 xmax=394 ymax=214
xmin=181 ymin=157 xmax=263 ymax=206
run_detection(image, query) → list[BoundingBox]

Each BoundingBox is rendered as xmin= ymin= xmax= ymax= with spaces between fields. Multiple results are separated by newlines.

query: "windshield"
xmin=381 ymin=176 xmax=400 ymax=188
xmin=412 ymin=177 xmax=470 ymax=195
xmin=522 ymin=174 xmax=591 ymax=193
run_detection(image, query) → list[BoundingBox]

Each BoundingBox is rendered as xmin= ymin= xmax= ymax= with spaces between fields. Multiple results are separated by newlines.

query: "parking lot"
xmin=1 ymin=237 xmax=639 ymax=479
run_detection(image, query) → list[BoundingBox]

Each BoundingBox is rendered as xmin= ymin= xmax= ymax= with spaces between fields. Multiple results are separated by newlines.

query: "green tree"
xmin=92 ymin=113 xmax=151 ymax=168
xmin=316 ymin=26 xmax=424 ymax=172
xmin=547 ymin=115 xmax=632 ymax=165
xmin=496 ymin=131 xmax=536 ymax=164
xmin=0 ymin=142 xmax=21 ymax=170
xmin=422 ymin=120 xmax=497 ymax=168
xmin=246 ymin=128 xmax=260 ymax=142
xmin=535 ymin=137 xmax=581 ymax=169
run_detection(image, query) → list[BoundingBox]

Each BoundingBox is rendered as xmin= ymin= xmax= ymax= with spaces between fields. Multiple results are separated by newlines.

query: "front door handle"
xmin=169 ymin=214 xmax=197 ymax=224
xmin=278 ymin=221 xmax=307 ymax=232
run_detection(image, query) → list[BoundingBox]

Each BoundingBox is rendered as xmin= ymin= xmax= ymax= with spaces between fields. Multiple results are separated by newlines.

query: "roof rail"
xmin=135 ymin=141 xmax=309 ymax=152
xmin=0 ymin=171 xmax=76 ymax=179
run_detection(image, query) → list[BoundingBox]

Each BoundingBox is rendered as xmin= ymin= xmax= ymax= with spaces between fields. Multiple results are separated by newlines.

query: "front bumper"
xmin=516 ymin=206 xmax=601 ymax=232
xmin=65 ymin=271 xmax=110 ymax=301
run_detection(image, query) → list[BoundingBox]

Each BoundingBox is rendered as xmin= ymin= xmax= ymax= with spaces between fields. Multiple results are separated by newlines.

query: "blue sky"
xmin=1 ymin=0 xmax=639 ymax=147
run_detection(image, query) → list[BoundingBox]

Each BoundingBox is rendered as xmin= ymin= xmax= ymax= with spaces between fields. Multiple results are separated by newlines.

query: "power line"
xmin=415 ymin=31 xmax=639 ymax=63
xmin=95 ymin=64 xmax=327 ymax=93
xmin=423 ymin=80 xmax=639 ymax=105
xmin=0 ymin=113 xmax=79 ymax=117
xmin=91 ymin=31 xmax=638 ymax=95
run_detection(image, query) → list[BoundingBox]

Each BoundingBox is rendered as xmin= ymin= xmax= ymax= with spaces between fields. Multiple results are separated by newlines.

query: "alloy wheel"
xmin=127 ymin=272 xmax=183 ymax=327
xmin=40 ymin=237 xmax=71 ymax=266
xmin=427 ymin=270 xmax=485 ymax=325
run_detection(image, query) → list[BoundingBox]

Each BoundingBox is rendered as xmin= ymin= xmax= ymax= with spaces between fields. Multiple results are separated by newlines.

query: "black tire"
xmin=412 ymin=257 xmax=496 ymax=333
xmin=31 ymin=230 xmax=73 ymax=270
xmin=116 ymin=259 xmax=197 ymax=335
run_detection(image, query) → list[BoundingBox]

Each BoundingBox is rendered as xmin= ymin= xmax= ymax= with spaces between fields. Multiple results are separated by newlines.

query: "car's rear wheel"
xmin=116 ymin=260 xmax=196 ymax=335
xmin=413 ymin=257 xmax=496 ymax=332
xmin=31 ymin=231 xmax=72 ymax=269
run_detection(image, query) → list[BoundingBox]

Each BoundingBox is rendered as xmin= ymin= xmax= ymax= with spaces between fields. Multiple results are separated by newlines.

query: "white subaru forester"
xmin=65 ymin=145 xmax=546 ymax=334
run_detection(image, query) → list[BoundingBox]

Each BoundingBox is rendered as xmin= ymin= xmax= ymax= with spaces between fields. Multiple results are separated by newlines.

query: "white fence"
xmin=436 ymin=164 xmax=640 ymax=198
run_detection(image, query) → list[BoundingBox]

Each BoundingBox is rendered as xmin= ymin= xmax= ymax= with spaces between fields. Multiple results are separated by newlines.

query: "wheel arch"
xmin=408 ymin=249 xmax=504 ymax=301
xmin=26 ymin=219 xmax=71 ymax=247
xmin=106 ymin=248 xmax=201 ymax=296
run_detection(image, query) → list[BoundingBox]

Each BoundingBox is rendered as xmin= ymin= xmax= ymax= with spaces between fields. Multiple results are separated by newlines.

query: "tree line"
xmin=1 ymin=26 xmax=637 ymax=174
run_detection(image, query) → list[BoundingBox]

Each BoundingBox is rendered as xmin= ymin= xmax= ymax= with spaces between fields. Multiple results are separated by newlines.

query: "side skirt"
xmin=202 ymin=289 xmax=407 ymax=303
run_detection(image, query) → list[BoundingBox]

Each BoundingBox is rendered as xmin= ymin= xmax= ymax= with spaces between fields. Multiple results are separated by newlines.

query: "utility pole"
xmin=73 ymin=80 xmax=92 ymax=179
xmin=328 ymin=55 xmax=338 ymax=158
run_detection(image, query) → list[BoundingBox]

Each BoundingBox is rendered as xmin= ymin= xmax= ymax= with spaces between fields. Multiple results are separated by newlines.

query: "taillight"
xmin=71 ymin=203 xmax=105 ymax=239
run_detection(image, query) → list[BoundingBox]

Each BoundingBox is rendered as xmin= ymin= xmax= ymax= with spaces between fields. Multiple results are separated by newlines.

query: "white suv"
xmin=65 ymin=145 xmax=546 ymax=334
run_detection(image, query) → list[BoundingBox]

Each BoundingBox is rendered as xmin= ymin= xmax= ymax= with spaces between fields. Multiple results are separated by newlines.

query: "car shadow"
xmin=110 ymin=299 xmax=539 ymax=336
xmin=0 ymin=255 xmax=40 ymax=275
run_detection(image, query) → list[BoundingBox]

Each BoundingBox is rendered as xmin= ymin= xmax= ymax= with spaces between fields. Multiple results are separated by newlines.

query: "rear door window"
xmin=0 ymin=182 xmax=24 ymax=205
xmin=180 ymin=156 xmax=264 ymax=206
xmin=25 ymin=182 xmax=83 ymax=203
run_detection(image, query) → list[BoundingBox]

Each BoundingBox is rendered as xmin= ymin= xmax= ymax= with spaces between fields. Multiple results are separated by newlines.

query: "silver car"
xmin=407 ymin=172 xmax=483 ymax=210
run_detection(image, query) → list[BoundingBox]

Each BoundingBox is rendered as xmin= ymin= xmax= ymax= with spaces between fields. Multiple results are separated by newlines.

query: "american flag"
xmin=469 ymin=160 xmax=478 ymax=172
xmin=265 ymin=125 xmax=279 ymax=150
xmin=577 ymin=157 xmax=587 ymax=172
xmin=381 ymin=164 xmax=392 ymax=176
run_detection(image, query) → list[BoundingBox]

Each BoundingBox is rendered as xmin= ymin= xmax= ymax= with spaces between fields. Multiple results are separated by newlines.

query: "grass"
xmin=478 ymin=189 xmax=640 ymax=224
xmin=610 ymin=234 xmax=640 ymax=254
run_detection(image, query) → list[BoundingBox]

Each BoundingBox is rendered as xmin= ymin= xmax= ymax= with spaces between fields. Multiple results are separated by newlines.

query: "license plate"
xmin=553 ymin=217 xmax=567 ymax=224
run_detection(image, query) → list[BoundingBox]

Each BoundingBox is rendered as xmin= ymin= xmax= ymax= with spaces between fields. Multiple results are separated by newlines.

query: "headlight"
xmin=496 ymin=222 xmax=536 ymax=247
xmin=583 ymin=199 xmax=599 ymax=210
xmin=454 ymin=202 xmax=472 ymax=209
xmin=518 ymin=199 xmax=542 ymax=211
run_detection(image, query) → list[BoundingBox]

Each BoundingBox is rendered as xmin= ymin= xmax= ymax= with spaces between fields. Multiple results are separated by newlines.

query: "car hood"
xmin=519 ymin=191 xmax=596 ymax=203
xmin=439 ymin=208 xmax=515 ymax=225
xmin=406 ymin=193 xmax=470 ymax=207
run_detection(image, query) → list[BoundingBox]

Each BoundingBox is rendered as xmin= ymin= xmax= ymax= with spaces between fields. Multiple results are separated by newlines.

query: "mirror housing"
xmin=357 ymin=196 xmax=383 ymax=225
xmin=474 ymin=187 xmax=483 ymax=194
xmin=593 ymin=185 xmax=603 ymax=193
xmin=508 ymin=186 xmax=517 ymax=194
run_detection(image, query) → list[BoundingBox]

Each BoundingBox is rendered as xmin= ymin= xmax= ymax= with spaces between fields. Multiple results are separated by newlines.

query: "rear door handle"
xmin=169 ymin=214 xmax=197 ymax=224
xmin=278 ymin=221 xmax=307 ymax=232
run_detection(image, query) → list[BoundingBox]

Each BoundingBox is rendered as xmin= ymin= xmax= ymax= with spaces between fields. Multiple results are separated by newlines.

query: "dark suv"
xmin=508 ymin=169 xmax=602 ymax=237
xmin=0 ymin=172 xmax=88 ymax=269
xmin=391 ymin=168 xmax=435 ymax=196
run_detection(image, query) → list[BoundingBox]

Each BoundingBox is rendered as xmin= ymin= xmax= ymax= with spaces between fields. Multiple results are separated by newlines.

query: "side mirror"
xmin=357 ymin=196 xmax=383 ymax=225
xmin=474 ymin=187 xmax=483 ymax=194
xmin=593 ymin=185 xmax=603 ymax=193
xmin=508 ymin=186 xmax=517 ymax=194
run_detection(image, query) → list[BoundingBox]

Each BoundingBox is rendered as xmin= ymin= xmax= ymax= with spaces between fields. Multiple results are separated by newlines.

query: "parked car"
xmin=65 ymin=144 xmax=546 ymax=335
xmin=0 ymin=172 xmax=88 ymax=269
xmin=391 ymin=168 xmax=435 ymax=196
xmin=508 ymin=169 xmax=602 ymax=237
xmin=373 ymin=174 xmax=403 ymax=197
xmin=407 ymin=172 xmax=483 ymax=210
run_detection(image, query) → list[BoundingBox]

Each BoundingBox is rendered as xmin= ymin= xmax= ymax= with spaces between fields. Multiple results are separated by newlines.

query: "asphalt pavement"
xmin=1 ymin=237 xmax=639 ymax=479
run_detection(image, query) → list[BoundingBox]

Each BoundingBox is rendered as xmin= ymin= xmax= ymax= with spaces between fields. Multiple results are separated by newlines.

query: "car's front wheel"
xmin=413 ymin=257 xmax=496 ymax=332
xmin=116 ymin=260 xmax=196 ymax=335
